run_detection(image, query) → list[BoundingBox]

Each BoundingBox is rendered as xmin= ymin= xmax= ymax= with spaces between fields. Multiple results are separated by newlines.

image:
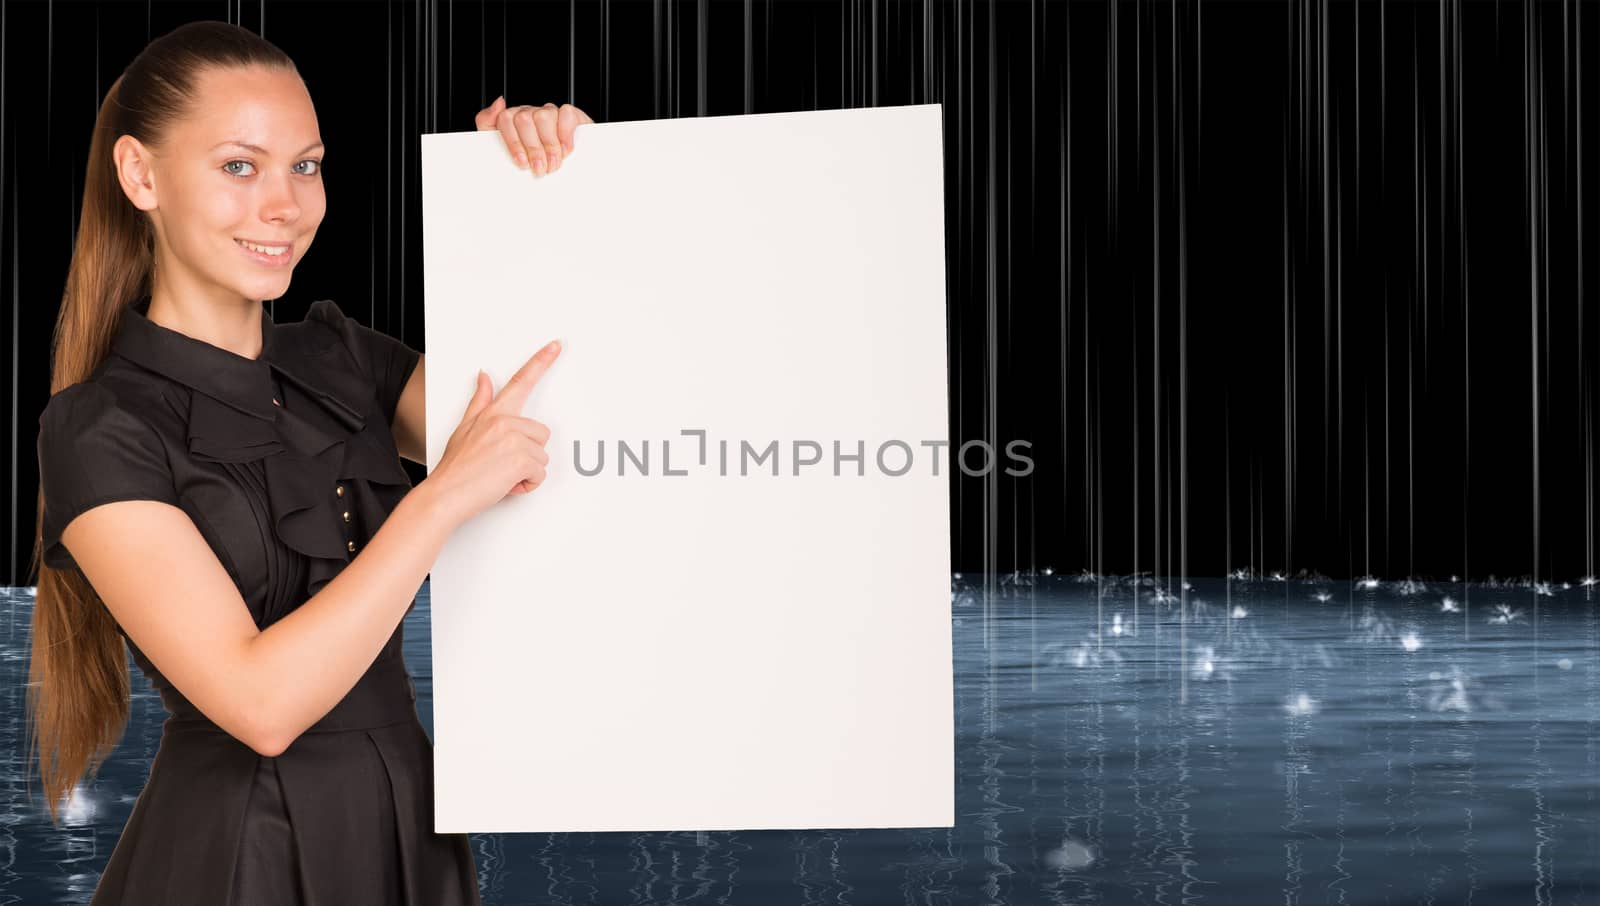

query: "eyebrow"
xmin=211 ymin=140 xmax=325 ymax=155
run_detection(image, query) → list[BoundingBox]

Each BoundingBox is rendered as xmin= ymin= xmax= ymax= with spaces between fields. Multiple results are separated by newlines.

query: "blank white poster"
xmin=419 ymin=103 xmax=952 ymax=833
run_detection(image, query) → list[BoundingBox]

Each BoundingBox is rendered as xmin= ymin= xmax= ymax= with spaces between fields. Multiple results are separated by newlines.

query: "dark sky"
xmin=3 ymin=0 xmax=1595 ymax=585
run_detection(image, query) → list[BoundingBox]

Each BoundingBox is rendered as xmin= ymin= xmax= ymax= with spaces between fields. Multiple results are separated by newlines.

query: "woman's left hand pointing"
xmin=474 ymin=96 xmax=594 ymax=176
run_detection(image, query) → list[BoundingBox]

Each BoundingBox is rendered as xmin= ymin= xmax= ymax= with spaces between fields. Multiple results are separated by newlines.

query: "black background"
xmin=1 ymin=0 xmax=1595 ymax=586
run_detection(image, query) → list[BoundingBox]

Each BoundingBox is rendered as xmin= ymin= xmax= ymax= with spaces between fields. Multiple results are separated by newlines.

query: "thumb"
xmin=463 ymin=369 xmax=493 ymax=420
xmin=476 ymin=95 xmax=507 ymax=130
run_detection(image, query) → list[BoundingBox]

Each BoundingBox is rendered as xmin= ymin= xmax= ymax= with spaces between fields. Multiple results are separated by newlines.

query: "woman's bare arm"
xmin=62 ymin=480 xmax=454 ymax=757
xmin=392 ymin=354 xmax=425 ymax=464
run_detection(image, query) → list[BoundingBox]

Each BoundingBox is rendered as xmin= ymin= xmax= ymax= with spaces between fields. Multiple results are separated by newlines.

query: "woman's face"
xmin=128 ymin=65 xmax=326 ymax=305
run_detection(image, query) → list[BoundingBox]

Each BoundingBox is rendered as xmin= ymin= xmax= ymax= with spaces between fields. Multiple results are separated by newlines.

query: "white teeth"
xmin=237 ymin=239 xmax=289 ymax=256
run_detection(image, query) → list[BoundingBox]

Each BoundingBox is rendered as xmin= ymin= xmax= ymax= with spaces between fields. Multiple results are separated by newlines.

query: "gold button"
xmin=347 ymin=540 xmax=357 ymax=553
xmin=335 ymin=484 xmax=345 ymax=497
xmin=342 ymin=511 xmax=351 ymax=523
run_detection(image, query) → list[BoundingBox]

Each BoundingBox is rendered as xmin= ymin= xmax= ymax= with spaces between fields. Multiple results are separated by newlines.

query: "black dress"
xmin=35 ymin=295 xmax=480 ymax=906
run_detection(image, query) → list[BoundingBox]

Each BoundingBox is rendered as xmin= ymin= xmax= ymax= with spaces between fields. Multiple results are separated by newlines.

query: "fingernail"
xmin=514 ymin=151 xmax=527 ymax=167
xmin=533 ymin=158 xmax=546 ymax=175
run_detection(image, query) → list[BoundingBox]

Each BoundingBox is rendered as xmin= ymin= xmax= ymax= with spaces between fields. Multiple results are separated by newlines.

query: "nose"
xmin=258 ymin=170 xmax=302 ymax=226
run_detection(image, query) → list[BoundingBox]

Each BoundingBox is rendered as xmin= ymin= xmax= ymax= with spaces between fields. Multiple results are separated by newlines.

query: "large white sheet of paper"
xmin=419 ymin=103 xmax=952 ymax=833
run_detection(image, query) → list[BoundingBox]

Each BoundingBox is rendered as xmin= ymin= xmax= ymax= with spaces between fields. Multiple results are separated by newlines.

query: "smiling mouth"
xmin=235 ymin=238 xmax=292 ymax=256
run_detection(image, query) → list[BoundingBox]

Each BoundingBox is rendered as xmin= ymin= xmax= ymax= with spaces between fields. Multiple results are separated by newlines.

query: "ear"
xmin=112 ymin=134 xmax=160 ymax=212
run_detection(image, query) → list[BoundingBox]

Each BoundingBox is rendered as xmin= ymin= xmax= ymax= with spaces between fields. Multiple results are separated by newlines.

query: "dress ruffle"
xmin=180 ymin=312 xmax=416 ymax=601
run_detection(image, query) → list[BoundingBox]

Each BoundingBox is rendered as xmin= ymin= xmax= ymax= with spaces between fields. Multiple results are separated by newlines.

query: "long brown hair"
xmin=25 ymin=20 xmax=298 ymax=826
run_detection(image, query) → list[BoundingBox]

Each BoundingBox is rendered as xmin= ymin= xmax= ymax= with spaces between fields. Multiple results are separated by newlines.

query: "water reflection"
xmin=3 ymin=574 xmax=1599 ymax=903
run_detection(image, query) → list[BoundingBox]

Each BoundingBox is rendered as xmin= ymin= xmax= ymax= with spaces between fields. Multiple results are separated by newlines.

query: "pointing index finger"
xmin=491 ymin=339 xmax=562 ymax=412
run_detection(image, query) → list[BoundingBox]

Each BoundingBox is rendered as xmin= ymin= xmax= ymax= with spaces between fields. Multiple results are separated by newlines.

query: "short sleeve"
xmin=37 ymin=382 xmax=180 ymax=571
xmin=304 ymin=299 xmax=421 ymax=426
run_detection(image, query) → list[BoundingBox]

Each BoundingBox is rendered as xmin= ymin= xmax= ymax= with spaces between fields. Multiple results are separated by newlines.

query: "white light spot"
xmin=1043 ymin=839 xmax=1096 ymax=870
xmin=1284 ymin=693 xmax=1318 ymax=716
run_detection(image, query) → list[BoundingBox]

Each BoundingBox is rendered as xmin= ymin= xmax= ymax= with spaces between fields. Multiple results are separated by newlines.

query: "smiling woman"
xmin=121 ymin=62 xmax=328 ymax=327
xmin=25 ymin=18 xmax=578 ymax=906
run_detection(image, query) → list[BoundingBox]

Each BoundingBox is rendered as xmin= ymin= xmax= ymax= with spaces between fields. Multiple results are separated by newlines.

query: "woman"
xmin=24 ymin=20 xmax=585 ymax=905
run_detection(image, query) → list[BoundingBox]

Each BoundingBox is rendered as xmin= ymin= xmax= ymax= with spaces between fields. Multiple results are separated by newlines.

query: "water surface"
xmin=2 ymin=574 xmax=1597 ymax=904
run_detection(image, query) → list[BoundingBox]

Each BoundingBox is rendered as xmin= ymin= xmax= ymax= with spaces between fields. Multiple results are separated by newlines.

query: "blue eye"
xmin=223 ymin=159 xmax=323 ymax=178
